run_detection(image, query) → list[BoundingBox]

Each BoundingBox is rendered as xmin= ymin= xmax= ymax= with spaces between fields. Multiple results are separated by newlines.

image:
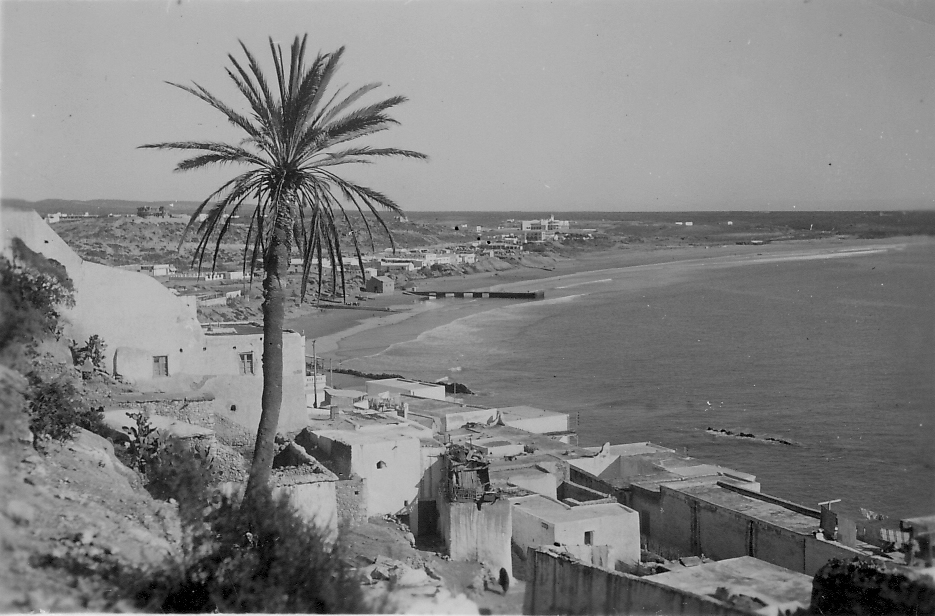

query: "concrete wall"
xmin=440 ymin=498 xmax=512 ymax=578
xmin=523 ymin=548 xmax=751 ymax=616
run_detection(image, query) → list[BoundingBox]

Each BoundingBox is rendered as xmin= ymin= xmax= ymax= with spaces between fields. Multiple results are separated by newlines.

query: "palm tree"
xmin=140 ymin=36 xmax=426 ymax=497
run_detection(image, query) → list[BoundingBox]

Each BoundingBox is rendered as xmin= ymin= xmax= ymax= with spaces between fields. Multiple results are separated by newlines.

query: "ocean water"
xmin=334 ymin=241 xmax=935 ymax=519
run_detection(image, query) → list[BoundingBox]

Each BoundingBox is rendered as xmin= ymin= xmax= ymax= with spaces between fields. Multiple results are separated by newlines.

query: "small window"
xmin=584 ymin=531 xmax=593 ymax=545
xmin=376 ymin=461 xmax=387 ymax=469
xmin=239 ymin=352 xmax=254 ymax=375
xmin=153 ymin=355 xmax=168 ymax=378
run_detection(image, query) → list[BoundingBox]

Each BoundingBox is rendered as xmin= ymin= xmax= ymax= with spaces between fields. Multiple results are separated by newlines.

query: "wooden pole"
xmin=313 ymin=339 xmax=318 ymax=408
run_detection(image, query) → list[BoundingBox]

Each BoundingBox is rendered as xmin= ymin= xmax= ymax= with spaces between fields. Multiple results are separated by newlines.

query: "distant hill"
xmin=1 ymin=198 xmax=203 ymax=216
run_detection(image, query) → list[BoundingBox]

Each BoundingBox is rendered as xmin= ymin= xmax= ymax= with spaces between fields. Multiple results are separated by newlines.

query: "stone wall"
xmin=336 ymin=476 xmax=368 ymax=524
xmin=523 ymin=548 xmax=751 ymax=616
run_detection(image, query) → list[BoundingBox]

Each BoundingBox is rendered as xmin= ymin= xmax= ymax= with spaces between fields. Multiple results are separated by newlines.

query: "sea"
xmin=322 ymin=239 xmax=935 ymax=520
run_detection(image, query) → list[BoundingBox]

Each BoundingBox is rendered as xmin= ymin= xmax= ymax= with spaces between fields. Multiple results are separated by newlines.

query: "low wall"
xmin=558 ymin=481 xmax=614 ymax=504
xmin=523 ymin=548 xmax=750 ymax=616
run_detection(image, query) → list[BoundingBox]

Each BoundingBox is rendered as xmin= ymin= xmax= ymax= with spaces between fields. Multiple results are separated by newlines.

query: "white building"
xmin=366 ymin=378 xmax=446 ymax=401
xmin=510 ymin=493 xmax=641 ymax=569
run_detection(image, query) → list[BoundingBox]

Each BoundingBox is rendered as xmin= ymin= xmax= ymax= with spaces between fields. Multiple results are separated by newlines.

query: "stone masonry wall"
xmin=336 ymin=476 xmax=368 ymax=524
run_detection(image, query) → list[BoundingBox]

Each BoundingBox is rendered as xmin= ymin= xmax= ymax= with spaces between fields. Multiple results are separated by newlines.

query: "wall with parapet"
xmin=440 ymin=498 xmax=512 ymax=579
xmin=558 ymin=481 xmax=613 ymax=504
xmin=523 ymin=548 xmax=751 ymax=616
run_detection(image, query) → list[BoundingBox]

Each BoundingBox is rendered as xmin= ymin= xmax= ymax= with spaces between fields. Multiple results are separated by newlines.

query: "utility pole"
xmin=313 ymin=339 xmax=318 ymax=408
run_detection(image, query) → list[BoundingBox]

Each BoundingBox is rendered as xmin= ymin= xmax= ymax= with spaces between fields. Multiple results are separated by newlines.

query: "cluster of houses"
xmin=5 ymin=204 xmax=931 ymax=614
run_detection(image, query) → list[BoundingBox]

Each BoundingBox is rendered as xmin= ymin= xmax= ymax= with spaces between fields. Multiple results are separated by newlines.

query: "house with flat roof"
xmin=568 ymin=441 xmax=879 ymax=575
xmin=401 ymin=396 xmax=498 ymax=432
xmin=498 ymin=405 xmax=575 ymax=443
xmin=644 ymin=556 xmax=813 ymax=615
xmin=2 ymin=207 xmax=308 ymax=436
xmin=294 ymin=411 xmax=447 ymax=535
xmin=366 ymin=378 xmax=446 ymax=402
xmin=364 ymin=275 xmax=394 ymax=294
xmin=298 ymin=428 xmax=422 ymax=518
xmin=510 ymin=493 xmax=640 ymax=570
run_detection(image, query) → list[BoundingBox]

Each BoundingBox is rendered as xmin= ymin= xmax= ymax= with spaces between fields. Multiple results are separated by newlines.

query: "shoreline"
xmin=289 ymin=236 xmax=924 ymax=365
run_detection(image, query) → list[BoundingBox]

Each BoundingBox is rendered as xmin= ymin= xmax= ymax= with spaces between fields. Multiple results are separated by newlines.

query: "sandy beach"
xmin=286 ymin=236 xmax=919 ymax=368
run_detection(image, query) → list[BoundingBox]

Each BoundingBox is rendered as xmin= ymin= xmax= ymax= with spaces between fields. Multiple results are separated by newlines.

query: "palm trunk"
xmin=245 ymin=209 xmax=292 ymax=499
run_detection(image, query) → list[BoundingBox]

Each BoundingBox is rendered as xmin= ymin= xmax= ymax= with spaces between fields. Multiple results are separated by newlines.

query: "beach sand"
xmin=286 ymin=237 xmax=917 ymax=366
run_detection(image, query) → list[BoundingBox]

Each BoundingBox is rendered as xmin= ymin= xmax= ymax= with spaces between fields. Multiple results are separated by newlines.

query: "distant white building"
xmin=521 ymin=215 xmax=570 ymax=232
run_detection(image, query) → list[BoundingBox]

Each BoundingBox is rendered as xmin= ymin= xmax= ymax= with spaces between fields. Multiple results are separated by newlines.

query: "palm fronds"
xmin=139 ymin=35 xmax=426 ymax=299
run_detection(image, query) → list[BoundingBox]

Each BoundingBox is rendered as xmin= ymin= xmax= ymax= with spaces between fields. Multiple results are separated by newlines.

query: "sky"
xmin=2 ymin=0 xmax=934 ymax=212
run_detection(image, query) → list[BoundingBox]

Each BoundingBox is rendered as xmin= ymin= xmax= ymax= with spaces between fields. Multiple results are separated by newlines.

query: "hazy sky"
xmin=2 ymin=0 xmax=934 ymax=211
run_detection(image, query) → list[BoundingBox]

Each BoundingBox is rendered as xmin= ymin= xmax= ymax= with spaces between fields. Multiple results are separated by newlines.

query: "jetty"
xmin=404 ymin=289 xmax=545 ymax=300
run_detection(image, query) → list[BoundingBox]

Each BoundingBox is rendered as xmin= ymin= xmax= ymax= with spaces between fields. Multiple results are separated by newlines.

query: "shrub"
xmin=25 ymin=372 xmax=104 ymax=445
xmin=70 ymin=335 xmax=108 ymax=369
xmin=146 ymin=437 xmax=215 ymax=524
xmin=0 ymin=238 xmax=75 ymax=350
xmin=132 ymin=487 xmax=365 ymax=613
xmin=123 ymin=411 xmax=161 ymax=474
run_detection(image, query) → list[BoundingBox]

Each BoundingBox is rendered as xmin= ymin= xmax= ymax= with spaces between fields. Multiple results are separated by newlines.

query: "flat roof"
xmin=324 ymin=388 xmax=368 ymax=398
xmin=674 ymin=483 xmax=818 ymax=534
xmin=313 ymin=428 xmax=420 ymax=447
xmin=511 ymin=493 xmax=636 ymax=524
xmin=647 ymin=556 xmax=812 ymax=610
xmin=402 ymin=396 xmax=493 ymax=418
xmin=574 ymin=441 xmax=756 ymax=488
xmin=202 ymin=322 xmax=300 ymax=336
xmin=368 ymin=378 xmax=443 ymax=388
xmin=309 ymin=412 xmax=443 ymax=448
xmin=448 ymin=424 xmax=592 ymax=469
xmin=498 ymin=405 xmax=568 ymax=420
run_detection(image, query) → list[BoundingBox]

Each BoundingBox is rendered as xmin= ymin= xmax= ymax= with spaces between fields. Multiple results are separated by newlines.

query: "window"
xmin=153 ymin=355 xmax=168 ymax=378
xmin=376 ymin=461 xmax=387 ymax=469
xmin=239 ymin=352 xmax=254 ymax=375
xmin=584 ymin=531 xmax=593 ymax=545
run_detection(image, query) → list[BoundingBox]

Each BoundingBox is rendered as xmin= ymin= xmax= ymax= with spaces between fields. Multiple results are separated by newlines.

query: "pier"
xmin=405 ymin=289 xmax=545 ymax=300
